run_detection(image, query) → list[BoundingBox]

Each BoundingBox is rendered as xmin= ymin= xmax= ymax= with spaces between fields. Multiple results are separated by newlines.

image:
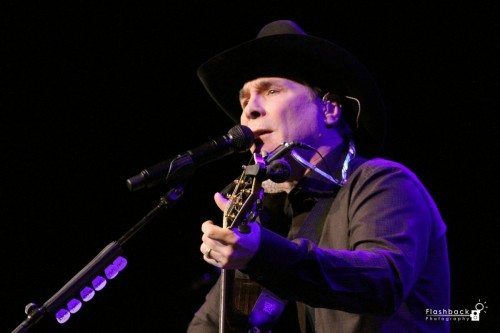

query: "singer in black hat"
xmin=188 ymin=20 xmax=450 ymax=333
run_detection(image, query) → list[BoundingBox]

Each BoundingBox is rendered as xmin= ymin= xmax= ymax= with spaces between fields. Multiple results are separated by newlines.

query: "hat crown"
xmin=256 ymin=20 xmax=306 ymax=38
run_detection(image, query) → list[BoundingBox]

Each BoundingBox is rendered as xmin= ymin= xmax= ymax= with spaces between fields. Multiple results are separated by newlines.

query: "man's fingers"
xmin=201 ymin=220 xmax=238 ymax=245
xmin=214 ymin=192 xmax=230 ymax=212
xmin=200 ymin=243 xmax=221 ymax=265
xmin=201 ymin=220 xmax=216 ymax=236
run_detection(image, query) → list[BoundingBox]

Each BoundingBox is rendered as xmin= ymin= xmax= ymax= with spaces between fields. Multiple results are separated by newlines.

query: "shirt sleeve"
xmin=242 ymin=160 xmax=439 ymax=315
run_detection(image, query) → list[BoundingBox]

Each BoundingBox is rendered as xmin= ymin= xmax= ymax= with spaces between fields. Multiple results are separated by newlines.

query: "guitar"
xmin=218 ymin=148 xmax=294 ymax=332
xmin=219 ymin=153 xmax=266 ymax=333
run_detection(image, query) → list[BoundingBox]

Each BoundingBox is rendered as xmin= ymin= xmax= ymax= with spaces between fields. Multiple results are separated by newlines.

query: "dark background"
xmin=2 ymin=1 xmax=497 ymax=332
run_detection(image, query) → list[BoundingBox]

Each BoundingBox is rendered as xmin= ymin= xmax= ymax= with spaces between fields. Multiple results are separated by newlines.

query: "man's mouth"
xmin=252 ymin=129 xmax=272 ymax=139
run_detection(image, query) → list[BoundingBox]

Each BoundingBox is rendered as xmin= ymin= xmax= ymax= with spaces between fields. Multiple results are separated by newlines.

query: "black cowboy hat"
xmin=197 ymin=20 xmax=386 ymax=156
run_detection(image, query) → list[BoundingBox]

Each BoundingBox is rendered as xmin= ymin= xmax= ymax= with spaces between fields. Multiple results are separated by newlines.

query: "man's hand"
xmin=200 ymin=192 xmax=261 ymax=269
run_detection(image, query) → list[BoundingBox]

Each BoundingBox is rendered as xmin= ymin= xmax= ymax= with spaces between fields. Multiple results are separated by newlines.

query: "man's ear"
xmin=322 ymin=93 xmax=342 ymax=127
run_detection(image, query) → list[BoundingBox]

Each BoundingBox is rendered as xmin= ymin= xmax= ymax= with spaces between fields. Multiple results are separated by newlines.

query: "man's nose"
xmin=243 ymin=95 xmax=266 ymax=120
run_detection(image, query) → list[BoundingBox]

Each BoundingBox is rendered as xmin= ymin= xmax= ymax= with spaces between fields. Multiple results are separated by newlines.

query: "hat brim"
xmin=197 ymin=34 xmax=386 ymax=156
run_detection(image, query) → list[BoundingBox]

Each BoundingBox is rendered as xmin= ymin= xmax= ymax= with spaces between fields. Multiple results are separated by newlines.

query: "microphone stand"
xmin=11 ymin=184 xmax=185 ymax=333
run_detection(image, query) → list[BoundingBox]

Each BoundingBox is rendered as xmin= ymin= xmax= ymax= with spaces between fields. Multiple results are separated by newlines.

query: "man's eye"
xmin=267 ymin=89 xmax=279 ymax=95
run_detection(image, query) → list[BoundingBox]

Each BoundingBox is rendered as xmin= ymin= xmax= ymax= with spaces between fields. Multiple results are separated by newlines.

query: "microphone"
xmin=126 ymin=125 xmax=254 ymax=191
xmin=266 ymin=159 xmax=291 ymax=183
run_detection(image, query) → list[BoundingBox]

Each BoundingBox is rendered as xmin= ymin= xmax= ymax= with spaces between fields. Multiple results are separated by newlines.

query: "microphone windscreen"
xmin=228 ymin=125 xmax=254 ymax=152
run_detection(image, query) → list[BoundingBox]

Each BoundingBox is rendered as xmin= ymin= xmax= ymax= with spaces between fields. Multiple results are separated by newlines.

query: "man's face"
xmin=239 ymin=77 xmax=322 ymax=154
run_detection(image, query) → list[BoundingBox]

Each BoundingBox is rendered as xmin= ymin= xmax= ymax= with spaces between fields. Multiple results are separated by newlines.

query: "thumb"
xmin=214 ymin=192 xmax=230 ymax=212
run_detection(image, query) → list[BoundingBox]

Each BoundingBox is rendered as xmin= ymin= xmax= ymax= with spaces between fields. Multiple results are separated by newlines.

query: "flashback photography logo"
xmin=426 ymin=299 xmax=488 ymax=322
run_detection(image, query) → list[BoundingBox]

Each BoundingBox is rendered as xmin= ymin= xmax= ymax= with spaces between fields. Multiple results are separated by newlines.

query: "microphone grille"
xmin=228 ymin=125 xmax=254 ymax=152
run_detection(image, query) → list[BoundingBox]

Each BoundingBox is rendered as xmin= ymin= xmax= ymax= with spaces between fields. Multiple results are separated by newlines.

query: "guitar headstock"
xmin=223 ymin=154 xmax=266 ymax=233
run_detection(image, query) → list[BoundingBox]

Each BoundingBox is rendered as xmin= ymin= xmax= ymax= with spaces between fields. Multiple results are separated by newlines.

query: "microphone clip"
xmin=242 ymin=152 xmax=292 ymax=184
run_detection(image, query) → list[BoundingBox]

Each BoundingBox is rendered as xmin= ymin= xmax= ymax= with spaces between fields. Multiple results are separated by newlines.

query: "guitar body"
xmin=227 ymin=271 xmax=264 ymax=331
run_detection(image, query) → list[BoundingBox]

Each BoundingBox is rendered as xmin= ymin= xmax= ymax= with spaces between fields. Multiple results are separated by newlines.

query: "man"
xmin=188 ymin=20 xmax=450 ymax=333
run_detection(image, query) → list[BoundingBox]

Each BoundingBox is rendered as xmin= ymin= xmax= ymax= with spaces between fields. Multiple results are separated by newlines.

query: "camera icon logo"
xmin=470 ymin=300 xmax=487 ymax=321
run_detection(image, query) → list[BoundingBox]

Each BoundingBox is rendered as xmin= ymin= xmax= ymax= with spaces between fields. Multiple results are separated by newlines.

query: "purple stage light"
xmin=80 ymin=286 xmax=95 ymax=302
xmin=92 ymin=275 xmax=107 ymax=291
xmin=105 ymin=256 xmax=128 ymax=279
xmin=67 ymin=298 xmax=82 ymax=314
xmin=55 ymin=308 xmax=70 ymax=324
xmin=53 ymin=254 xmax=128 ymax=325
xmin=104 ymin=264 xmax=118 ymax=279
xmin=114 ymin=256 xmax=128 ymax=271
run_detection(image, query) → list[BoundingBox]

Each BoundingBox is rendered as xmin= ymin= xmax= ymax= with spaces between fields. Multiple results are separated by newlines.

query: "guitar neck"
xmin=219 ymin=269 xmax=227 ymax=333
xmin=219 ymin=269 xmax=235 ymax=333
xmin=219 ymin=198 xmax=233 ymax=333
